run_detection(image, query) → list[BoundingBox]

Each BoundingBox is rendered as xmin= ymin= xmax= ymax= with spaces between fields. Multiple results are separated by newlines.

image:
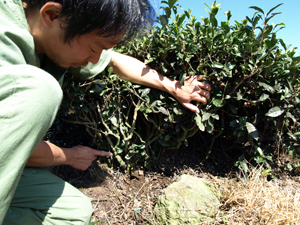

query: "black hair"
xmin=24 ymin=0 xmax=155 ymax=43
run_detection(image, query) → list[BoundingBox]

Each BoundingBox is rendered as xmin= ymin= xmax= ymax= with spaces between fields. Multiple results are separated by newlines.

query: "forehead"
xmin=81 ymin=31 xmax=124 ymax=48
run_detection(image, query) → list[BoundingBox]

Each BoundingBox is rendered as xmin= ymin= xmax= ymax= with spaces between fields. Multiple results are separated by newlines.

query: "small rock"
xmin=154 ymin=174 xmax=220 ymax=224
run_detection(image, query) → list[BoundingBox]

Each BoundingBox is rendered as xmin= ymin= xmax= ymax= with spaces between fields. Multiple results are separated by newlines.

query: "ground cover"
xmin=49 ymin=146 xmax=300 ymax=224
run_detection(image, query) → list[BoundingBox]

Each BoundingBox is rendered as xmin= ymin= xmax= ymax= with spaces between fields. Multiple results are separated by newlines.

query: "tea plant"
xmin=52 ymin=0 xmax=300 ymax=171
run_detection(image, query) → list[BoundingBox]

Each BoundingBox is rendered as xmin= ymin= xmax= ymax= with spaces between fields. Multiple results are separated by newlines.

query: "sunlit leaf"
xmin=255 ymin=146 xmax=264 ymax=157
xmin=110 ymin=116 xmax=118 ymax=127
xmin=246 ymin=122 xmax=259 ymax=141
xmin=139 ymin=88 xmax=151 ymax=97
xmin=194 ymin=113 xmax=205 ymax=131
xmin=259 ymin=82 xmax=275 ymax=94
xmin=212 ymin=62 xmax=224 ymax=69
xmin=212 ymin=99 xmax=223 ymax=107
xmin=265 ymin=107 xmax=284 ymax=117
xmin=202 ymin=112 xmax=211 ymax=121
xmin=158 ymin=106 xmax=170 ymax=116
xmin=239 ymin=161 xmax=248 ymax=173
xmin=258 ymin=93 xmax=269 ymax=102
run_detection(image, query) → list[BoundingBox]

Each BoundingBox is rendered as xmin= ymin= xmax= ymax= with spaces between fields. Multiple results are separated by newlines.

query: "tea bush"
xmin=52 ymin=0 xmax=300 ymax=171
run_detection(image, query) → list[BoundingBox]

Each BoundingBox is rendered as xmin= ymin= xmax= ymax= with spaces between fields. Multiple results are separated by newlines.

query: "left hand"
xmin=173 ymin=75 xmax=211 ymax=113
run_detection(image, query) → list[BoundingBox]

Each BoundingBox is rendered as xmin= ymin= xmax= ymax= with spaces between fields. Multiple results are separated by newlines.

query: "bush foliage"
xmin=52 ymin=0 xmax=300 ymax=171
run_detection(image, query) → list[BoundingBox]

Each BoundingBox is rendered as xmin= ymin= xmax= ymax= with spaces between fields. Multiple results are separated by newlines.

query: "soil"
xmin=48 ymin=146 xmax=239 ymax=224
xmin=47 ymin=120 xmax=299 ymax=224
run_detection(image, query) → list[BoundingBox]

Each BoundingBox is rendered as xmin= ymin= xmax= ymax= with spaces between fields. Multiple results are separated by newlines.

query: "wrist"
xmin=62 ymin=147 xmax=77 ymax=167
xmin=156 ymin=71 xmax=179 ymax=97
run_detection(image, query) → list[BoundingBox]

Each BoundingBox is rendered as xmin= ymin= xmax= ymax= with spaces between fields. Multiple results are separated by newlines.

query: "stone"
xmin=154 ymin=174 xmax=220 ymax=224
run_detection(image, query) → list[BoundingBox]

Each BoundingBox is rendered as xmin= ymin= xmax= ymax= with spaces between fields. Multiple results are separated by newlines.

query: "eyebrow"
xmin=97 ymin=41 xmax=119 ymax=50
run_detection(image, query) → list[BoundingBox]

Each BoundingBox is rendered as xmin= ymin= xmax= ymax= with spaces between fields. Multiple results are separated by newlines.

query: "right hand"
xmin=67 ymin=145 xmax=112 ymax=170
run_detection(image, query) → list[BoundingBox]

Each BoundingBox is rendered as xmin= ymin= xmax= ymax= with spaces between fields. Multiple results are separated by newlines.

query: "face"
xmin=44 ymin=26 xmax=121 ymax=69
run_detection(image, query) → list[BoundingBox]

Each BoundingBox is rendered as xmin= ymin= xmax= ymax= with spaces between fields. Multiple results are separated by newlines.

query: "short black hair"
xmin=24 ymin=0 xmax=155 ymax=43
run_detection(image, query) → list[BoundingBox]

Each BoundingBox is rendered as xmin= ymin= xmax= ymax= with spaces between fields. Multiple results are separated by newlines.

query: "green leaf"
xmin=279 ymin=39 xmax=287 ymax=51
xmin=205 ymin=118 xmax=214 ymax=134
xmin=168 ymin=0 xmax=177 ymax=8
xmin=159 ymin=15 xmax=168 ymax=27
xmin=180 ymin=73 xmax=186 ymax=85
xmin=259 ymin=82 xmax=275 ymax=94
xmin=224 ymin=10 xmax=232 ymax=21
xmin=164 ymin=134 xmax=172 ymax=141
xmin=211 ymin=113 xmax=219 ymax=120
xmin=212 ymin=99 xmax=223 ymax=107
xmin=239 ymin=161 xmax=248 ymax=173
xmin=255 ymin=146 xmax=264 ymax=157
xmin=158 ymin=106 xmax=170 ymax=116
xmin=246 ymin=122 xmax=259 ymax=141
xmin=194 ymin=113 xmax=205 ymax=132
xmin=249 ymin=6 xmax=264 ymax=14
xmin=265 ymin=106 xmax=284 ymax=117
xmin=110 ymin=116 xmax=118 ymax=127
xmin=139 ymin=88 xmax=151 ymax=97
xmin=186 ymin=45 xmax=198 ymax=54
xmin=202 ymin=112 xmax=211 ymax=121
xmin=212 ymin=62 xmax=224 ymax=69
xmin=286 ymin=112 xmax=297 ymax=123
xmin=258 ymin=93 xmax=269 ymax=102
xmin=177 ymin=14 xmax=186 ymax=27
xmin=266 ymin=3 xmax=283 ymax=17
xmin=210 ymin=14 xmax=218 ymax=27
xmin=144 ymin=58 xmax=154 ymax=64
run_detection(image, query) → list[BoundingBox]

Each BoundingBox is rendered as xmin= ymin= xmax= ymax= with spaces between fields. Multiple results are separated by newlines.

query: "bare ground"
xmin=48 ymin=147 xmax=300 ymax=225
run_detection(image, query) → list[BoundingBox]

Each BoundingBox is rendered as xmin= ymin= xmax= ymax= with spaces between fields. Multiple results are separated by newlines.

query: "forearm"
xmin=26 ymin=140 xmax=73 ymax=167
xmin=108 ymin=52 xmax=178 ymax=95
xmin=108 ymin=51 xmax=211 ymax=113
xmin=26 ymin=141 xmax=112 ymax=170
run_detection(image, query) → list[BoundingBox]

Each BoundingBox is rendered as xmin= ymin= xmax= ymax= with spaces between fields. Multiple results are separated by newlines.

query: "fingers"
xmin=93 ymin=149 xmax=113 ymax=157
xmin=196 ymin=81 xmax=211 ymax=91
xmin=73 ymin=145 xmax=113 ymax=157
xmin=192 ymin=92 xmax=208 ymax=105
xmin=194 ymin=87 xmax=210 ymax=100
xmin=187 ymin=75 xmax=211 ymax=91
xmin=182 ymin=102 xmax=200 ymax=114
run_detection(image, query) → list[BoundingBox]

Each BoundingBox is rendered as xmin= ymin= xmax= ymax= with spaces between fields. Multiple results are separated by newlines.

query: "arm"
xmin=26 ymin=140 xmax=112 ymax=170
xmin=108 ymin=51 xmax=211 ymax=113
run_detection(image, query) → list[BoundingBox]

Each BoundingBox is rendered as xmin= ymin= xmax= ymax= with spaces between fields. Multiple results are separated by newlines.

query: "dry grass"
xmin=86 ymin=164 xmax=300 ymax=224
xmin=209 ymin=165 xmax=300 ymax=225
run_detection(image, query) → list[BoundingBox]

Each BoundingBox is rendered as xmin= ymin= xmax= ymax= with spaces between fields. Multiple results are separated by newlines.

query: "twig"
xmin=118 ymin=180 xmax=149 ymax=219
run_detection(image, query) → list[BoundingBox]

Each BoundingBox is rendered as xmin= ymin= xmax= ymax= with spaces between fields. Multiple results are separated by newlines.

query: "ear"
xmin=40 ymin=2 xmax=63 ymax=28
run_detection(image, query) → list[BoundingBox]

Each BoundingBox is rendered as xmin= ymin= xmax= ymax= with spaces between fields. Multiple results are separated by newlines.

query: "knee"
xmin=56 ymin=180 xmax=93 ymax=224
xmin=59 ymin=190 xmax=93 ymax=224
xmin=10 ymin=65 xmax=63 ymax=124
xmin=76 ymin=195 xmax=93 ymax=224
xmin=18 ymin=65 xmax=63 ymax=130
xmin=0 ymin=64 xmax=63 ymax=136
xmin=21 ymin=65 xmax=63 ymax=113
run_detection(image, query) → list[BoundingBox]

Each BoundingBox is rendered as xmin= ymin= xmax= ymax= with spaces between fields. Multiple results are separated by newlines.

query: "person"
xmin=0 ymin=0 xmax=211 ymax=224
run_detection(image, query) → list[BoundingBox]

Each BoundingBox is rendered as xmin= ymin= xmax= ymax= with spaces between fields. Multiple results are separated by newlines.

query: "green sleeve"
xmin=69 ymin=49 xmax=112 ymax=80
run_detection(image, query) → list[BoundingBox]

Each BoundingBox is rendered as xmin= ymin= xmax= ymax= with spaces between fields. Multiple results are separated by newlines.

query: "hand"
xmin=174 ymin=76 xmax=211 ymax=113
xmin=67 ymin=145 xmax=113 ymax=171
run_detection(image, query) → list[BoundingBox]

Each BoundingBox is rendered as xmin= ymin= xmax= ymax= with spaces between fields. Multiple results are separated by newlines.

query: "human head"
xmin=24 ymin=0 xmax=156 ymax=43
